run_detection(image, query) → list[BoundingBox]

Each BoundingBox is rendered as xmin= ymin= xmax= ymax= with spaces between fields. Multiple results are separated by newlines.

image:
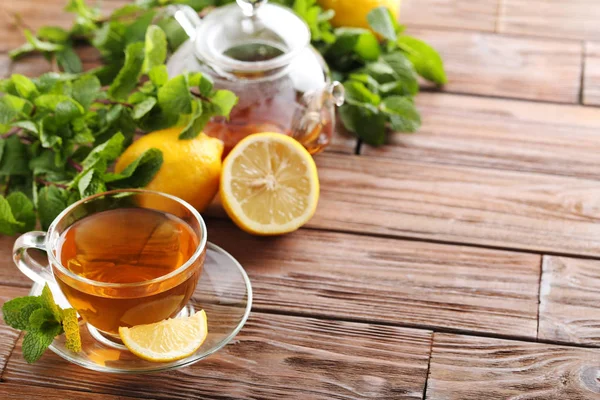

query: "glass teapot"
xmin=166 ymin=0 xmax=344 ymax=155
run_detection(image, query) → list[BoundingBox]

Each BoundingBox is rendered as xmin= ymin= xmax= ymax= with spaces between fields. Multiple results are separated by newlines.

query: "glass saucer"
xmin=29 ymin=242 xmax=252 ymax=374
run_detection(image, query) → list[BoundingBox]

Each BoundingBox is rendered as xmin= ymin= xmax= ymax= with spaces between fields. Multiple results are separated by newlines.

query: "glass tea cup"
xmin=13 ymin=189 xmax=207 ymax=335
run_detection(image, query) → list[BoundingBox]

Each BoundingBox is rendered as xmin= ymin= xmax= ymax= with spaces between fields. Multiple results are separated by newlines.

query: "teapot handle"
xmin=166 ymin=5 xmax=203 ymax=41
xmin=290 ymin=82 xmax=345 ymax=150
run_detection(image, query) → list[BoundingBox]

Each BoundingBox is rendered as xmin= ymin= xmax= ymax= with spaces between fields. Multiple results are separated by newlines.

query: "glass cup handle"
xmin=166 ymin=5 xmax=203 ymax=41
xmin=13 ymin=231 xmax=54 ymax=285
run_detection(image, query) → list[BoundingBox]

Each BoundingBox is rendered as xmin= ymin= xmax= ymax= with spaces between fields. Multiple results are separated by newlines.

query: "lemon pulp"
xmin=220 ymin=133 xmax=320 ymax=235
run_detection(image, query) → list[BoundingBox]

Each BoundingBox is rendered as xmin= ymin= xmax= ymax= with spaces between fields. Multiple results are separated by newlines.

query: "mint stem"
xmin=67 ymin=158 xmax=83 ymax=172
xmin=35 ymin=178 xmax=67 ymax=188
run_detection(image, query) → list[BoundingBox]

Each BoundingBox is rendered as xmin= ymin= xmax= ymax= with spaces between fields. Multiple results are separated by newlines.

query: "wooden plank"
xmin=362 ymin=92 xmax=600 ymax=180
xmin=0 ymin=383 xmax=143 ymax=400
xmin=0 ymin=54 xmax=10 ymax=78
xmin=426 ymin=333 xmax=600 ymax=399
xmin=0 ymin=1 xmax=129 ymax=53
xmin=407 ymin=28 xmax=582 ymax=103
xmin=499 ymin=0 xmax=600 ymax=41
xmin=401 ymin=0 xmax=500 ymax=32
xmin=3 ymin=313 xmax=432 ymax=400
xmin=0 ymin=285 xmax=30 ymax=375
xmin=311 ymin=153 xmax=600 ymax=257
xmin=583 ymin=42 xmax=600 ymax=106
xmin=539 ymin=256 xmax=600 ymax=346
xmin=207 ymin=220 xmax=540 ymax=337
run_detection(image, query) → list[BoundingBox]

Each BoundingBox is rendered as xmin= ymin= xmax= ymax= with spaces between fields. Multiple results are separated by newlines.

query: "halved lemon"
xmin=220 ymin=133 xmax=320 ymax=235
xmin=119 ymin=310 xmax=208 ymax=362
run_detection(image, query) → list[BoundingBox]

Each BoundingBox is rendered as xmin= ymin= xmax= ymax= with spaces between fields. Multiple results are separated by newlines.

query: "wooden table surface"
xmin=2 ymin=1 xmax=600 ymax=399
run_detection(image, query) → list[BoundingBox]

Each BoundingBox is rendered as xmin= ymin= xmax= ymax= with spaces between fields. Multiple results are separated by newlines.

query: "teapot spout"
xmin=167 ymin=5 xmax=202 ymax=41
xmin=290 ymin=81 xmax=345 ymax=154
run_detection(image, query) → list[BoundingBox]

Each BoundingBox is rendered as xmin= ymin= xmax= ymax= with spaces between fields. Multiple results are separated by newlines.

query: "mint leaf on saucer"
xmin=40 ymin=283 xmax=64 ymax=322
xmin=23 ymin=329 xmax=60 ymax=363
xmin=2 ymin=296 xmax=42 ymax=330
xmin=3 ymin=284 xmax=81 ymax=363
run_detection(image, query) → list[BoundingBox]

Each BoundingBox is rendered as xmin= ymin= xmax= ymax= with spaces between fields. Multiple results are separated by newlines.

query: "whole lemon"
xmin=318 ymin=0 xmax=400 ymax=29
xmin=115 ymin=127 xmax=223 ymax=212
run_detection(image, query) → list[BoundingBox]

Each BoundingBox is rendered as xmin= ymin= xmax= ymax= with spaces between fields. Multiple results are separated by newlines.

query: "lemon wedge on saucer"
xmin=220 ymin=132 xmax=320 ymax=235
xmin=119 ymin=310 xmax=208 ymax=362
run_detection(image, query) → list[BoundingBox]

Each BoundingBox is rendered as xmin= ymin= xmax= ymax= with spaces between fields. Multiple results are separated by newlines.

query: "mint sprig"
xmin=2 ymin=284 xmax=81 ymax=363
xmin=0 ymin=20 xmax=237 ymax=233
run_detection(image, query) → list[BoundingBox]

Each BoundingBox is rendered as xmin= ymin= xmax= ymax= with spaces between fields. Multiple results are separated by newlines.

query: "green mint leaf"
xmin=106 ymin=148 xmax=163 ymax=188
xmin=132 ymin=97 xmax=157 ymax=120
xmin=72 ymin=75 xmax=101 ymax=110
xmin=348 ymin=73 xmax=381 ymax=93
xmin=137 ymin=107 xmax=179 ymax=132
xmin=2 ymin=296 xmax=41 ymax=330
xmin=41 ymin=283 xmax=63 ymax=322
xmin=65 ymin=0 xmax=99 ymax=21
xmin=339 ymin=103 xmax=387 ymax=146
xmin=157 ymin=75 xmax=192 ymax=114
xmin=125 ymin=10 xmax=156 ymax=45
xmin=188 ymin=72 xmax=213 ymax=96
xmin=398 ymin=36 xmax=447 ymax=85
xmin=344 ymin=81 xmax=381 ymax=105
xmin=367 ymin=7 xmax=398 ymax=41
xmin=6 ymin=192 xmax=36 ymax=232
xmin=56 ymin=47 xmax=83 ymax=74
xmin=178 ymin=102 xmax=211 ymax=139
xmin=366 ymin=52 xmax=419 ymax=95
xmin=34 ymin=94 xmax=84 ymax=114
xmin=39 ymin=118 xmax=62 ymax=149
xmin=9 ymin=43 xmax=35 ymax=60
xmin=62 ymin=308 xmax=81 ymax=352
xmin=111 ymin=4 xmax=145 ymax=19
xmin=11 ymin=120 xmax=39 ymax=135
xmin=128 ymin=92 xmax=148 ymax=105
xmin=108 ymin=42 xmax=145 ymax=100
xmin=92 ymin=22 xmax=126 ymax=61
xmin=156 ymin=17 xmax=188 ymax=51
xmin=78 ymin=169 xmax=106 ymax=198
xmin=22 ymin=329 xmax=59 ymax=363
xmin=1 ymin=94 xmax=33 ymax=116
xmin=380 ymin=96 xmax=421 ymax=132
xmin=30 ymin=150 xmax=61 ymax=176
xmin=82 ymin=132 xmax=124 ymax=169
xmin=354 ymin=30 xmax=380 ymax=61
xmin=143 ymin=25 xmax=167 ymax=73
xmin=55 ymin=100 xmax=85 ymax=125
xmin=37 ymin=186 xmax=67 ymax=230
xmin=90 ymin=64 xmax=123 ymax=87
xmin=0 ymin=136 xmax=30 ymax=176
xmin=149 ymin=65 xmax=168 ymax=87
xmin=19 ymin=302 xmax=45 ymax=330
xmin=12 ymin=74 xmax=39 ymax=100
xmin=23 ymin=30 xmax=65 ymax=53
xmin=211 ymin=90 xmax=238 ymax=117
xmin=37 ymin=26 xmax=70 ymax=43
xmin=28 ymin=308 xmax=60 ymax=333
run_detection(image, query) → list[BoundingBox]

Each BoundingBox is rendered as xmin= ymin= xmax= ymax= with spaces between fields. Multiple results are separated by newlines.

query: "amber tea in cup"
xmin=13 ymin=190 xmax=207 ymax=336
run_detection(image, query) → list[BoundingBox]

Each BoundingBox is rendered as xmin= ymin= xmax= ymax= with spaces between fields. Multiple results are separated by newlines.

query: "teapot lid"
xmin=194 ymin=0 xmax=311 ymax=73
